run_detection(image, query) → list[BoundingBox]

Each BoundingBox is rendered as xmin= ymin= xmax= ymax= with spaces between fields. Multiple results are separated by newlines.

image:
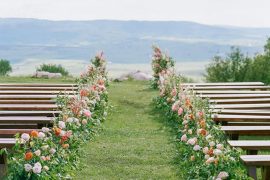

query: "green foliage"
xmin=0 ymin=59 xmax=12 ymax=76
xmin=37 ymin=64 xmax=69 ymax=76
xmin=204 ymin=38 xmax=270 ymax=84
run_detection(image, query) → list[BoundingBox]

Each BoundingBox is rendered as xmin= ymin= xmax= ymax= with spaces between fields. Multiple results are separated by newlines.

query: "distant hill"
xmin=0 ymin=18 xmax=270 ymax=64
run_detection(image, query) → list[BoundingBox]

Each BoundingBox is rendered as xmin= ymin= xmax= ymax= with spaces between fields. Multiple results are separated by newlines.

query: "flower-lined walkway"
xmin=75 ymin=80 xmax=181 ymax=179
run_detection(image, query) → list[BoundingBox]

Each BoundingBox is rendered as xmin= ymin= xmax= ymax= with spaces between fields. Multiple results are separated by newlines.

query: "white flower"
xmin=203 ymin=147 xmax=209 ymax=154
xmin=38 ymin=132 xmax=46 ymax=139
xmin=182 ymin=120 xmax=188 ymax=125
xmin=187 ymin=138 xmax=197 ymax=145
xmin=73 ymin=118 xmax=79 ymax=123
xmin=193 ymin=145 xmax=201 ymax=151
xmin=42 ymin=127 xmax=50 ymax=133
xmin=204 ymin=154 xmax=210 ymax=160
xmin=33 ymin=162 xmax=42 ymax=174
xmin=206 ymin=134 xmax=212 ymax=141
xmin=230 ymin=157 xmax=235 ymax=161
xmin=58 ymin=121 xmax=66 ymax=129
xmin=49 ymin=148 xmax=56 ymax=154
xmin=209 ymin=141 xmax=215 ymax=147
xmin=60 ymin=130 xmax=66 ymax=136
xmin=180 ymin=134 xmax=187 ymax=142
xmin=21 ymin=133 xmax=30 ymax=141
xmin=67 ymin=118 xmax=74 ymax=123
xmin=188 ymin=129 xmax=192 ymax=134
xmin=24 ymin=164 xmax=32 ymax=172
xmin=217 ymin=171 xmax=229 ymax=179
xmin=206 ymin=157 xmax=215 ymax=164
xmin=41 ymin=145 xmax=49 ymax=151
xmin=216 ymin=144 xmax=224 ymax=150
xmin=43 ymin=165 xmax=49 ymax=171
xmin=214 ymin=149 xmax=222 ymax=156
xmin=34 ymin=150 xmax=41 ymax=156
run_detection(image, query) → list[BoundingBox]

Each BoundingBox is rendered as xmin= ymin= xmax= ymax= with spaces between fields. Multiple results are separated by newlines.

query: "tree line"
xmin=204 ymin=38 xmax=270 ymax=84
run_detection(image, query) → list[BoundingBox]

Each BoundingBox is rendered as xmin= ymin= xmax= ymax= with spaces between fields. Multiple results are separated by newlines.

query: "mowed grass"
xmin=0 ymin=76 xmax=75 ymax=83
xmin=74 ymin=80 xmax=181 ymax=179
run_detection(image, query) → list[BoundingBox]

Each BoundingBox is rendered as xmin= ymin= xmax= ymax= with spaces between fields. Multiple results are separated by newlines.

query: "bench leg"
xmin=262 ymin=167 xmax=270 ymax=180
xmin=247 ymin=166 xmax=257 ymax=180
xmin=0 ymin=154 xmax=7 ymax=178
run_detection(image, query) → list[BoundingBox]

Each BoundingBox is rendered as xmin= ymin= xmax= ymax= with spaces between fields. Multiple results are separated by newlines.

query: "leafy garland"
xmin=5 ymin=52 xmax=109 ymax=179
xmin=152 ymin=49 xmax=250 ymax=179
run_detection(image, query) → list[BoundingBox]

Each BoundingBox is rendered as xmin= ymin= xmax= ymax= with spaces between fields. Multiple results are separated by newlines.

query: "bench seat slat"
xmin=229 ymin=140 xmax=270 ymax=150
xmin=241 ymin=155 xmax=270 ymax=166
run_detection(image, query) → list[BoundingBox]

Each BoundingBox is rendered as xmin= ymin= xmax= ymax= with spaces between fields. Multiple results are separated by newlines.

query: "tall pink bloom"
xmin=83 ymin=110 xmax=92 ymax=117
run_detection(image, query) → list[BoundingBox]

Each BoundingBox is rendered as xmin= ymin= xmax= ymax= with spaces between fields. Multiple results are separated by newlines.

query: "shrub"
xmin=37 ymin=64 xmax=69 ymax=76
xmin=0 ymin=59 xmax=12 ymax=76
xmin=204 ymin=38 xmax=270 ymax=84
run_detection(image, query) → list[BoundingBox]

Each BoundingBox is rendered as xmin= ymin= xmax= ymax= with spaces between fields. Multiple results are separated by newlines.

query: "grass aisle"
xmin=75 ymin=81 xmax=181 ymax=179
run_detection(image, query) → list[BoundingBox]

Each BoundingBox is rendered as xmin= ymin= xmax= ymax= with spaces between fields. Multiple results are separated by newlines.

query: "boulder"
xmin=34 ymin=71 xmax=62 ymax=78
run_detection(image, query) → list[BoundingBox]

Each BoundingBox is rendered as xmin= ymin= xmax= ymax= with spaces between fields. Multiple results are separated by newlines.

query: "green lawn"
xmin=0 ymin=76 xmax=75 ymax=83
xmin=74 ymin=80 xmax=182 ymax=179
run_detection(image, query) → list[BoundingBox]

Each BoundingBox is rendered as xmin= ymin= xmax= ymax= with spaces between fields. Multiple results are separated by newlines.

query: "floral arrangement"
xmin=5 ymin=53 xmax=109 ymax=179
xmin=152 ymin=49 xmax=250 ymax=179
xmin=151 ymin=46 xmax=175 ymax=89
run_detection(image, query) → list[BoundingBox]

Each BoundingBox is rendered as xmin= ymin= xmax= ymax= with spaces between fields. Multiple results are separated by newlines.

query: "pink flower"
xmin=206 ymin=157 xmax=215 ymax=164
xmin=180 ymin=134 xmax=187 ymax=142
xmin=217 ymin=171 xmax=229 ymax=179
xmin=178 ymin=107 xmax=183 ymax=116
xmin=171 ymin=102 xmax=179 ymax=112
xmin=203 ymin=147 xmax=209 ymax=154
xmin=216 ymin=144 xmax=224 ymax=150
xmin=193 ymin=145 xmax=201 ymax=151
xmin=82 ymin=119 xmax=88 ymax=125
xmin=187 ymin=138 xmax=197 ymax=145
xmin=83 ymin=110 xmax=91 ymax=117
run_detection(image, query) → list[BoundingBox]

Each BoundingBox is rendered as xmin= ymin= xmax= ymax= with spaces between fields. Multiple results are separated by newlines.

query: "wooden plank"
xmin=0 ymin=124 xmax=38 ymax=129
xmin=229 ymin=140 xmax=270 ymax=150
xmin=222 ymin=126 xmax=270 ymax=135
xmin=0 ymin=83 xmax=76 ymax=87
xmin=0 ymin=111 xmax=61 ymax=116
xmin=241 ymin=155 xmax=270 ymax=166
xmin=211 ymin=104 xmax=270 ymax=110
xmin=213 ymin=114 xmax=270 ymax=122
xmin=0 ymin=87 xmax=78 ymax=91
xmin=0 ymin=104 xmax=58 ymax=110
xmin=212 ymin=110 xmax=270 ymax=116
xmin=0 ymin=91 xmax=75 ymax=95
xmin=199 ymin=94 xmax=270 ymax=99
xmin=182 ymin=82 xmax=264 ymax=86
xmin=185 ymin=86 xmax=270 ymax=90
xmin=0 ymin=138 xmax=16 ymax=149
xmin=209 ymin=98 xmax=270 ymax=104
xmin=196 ymin=90 xmax=270 ymax=94
xmin=0 ymin=100 xmax=56 ymax=104
xmin=0 ymin=129 xmax=38 ymax=137
xmin=0 ymin=116 xmax=54 ymax=124
xmin=0 ymin=95 xmax=74 ymax=100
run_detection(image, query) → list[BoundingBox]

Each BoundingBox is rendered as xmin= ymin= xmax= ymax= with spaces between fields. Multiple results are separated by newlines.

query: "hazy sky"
xmin=0 ymin=0 xmax=269 ymax=27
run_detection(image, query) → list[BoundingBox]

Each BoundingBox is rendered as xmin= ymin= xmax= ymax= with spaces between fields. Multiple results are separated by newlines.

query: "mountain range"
xmin=1 ymin=18 xmax=270 ymax=64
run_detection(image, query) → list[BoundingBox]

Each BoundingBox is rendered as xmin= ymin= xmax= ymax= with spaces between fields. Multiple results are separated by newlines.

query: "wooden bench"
xmin=221 ymin=126 xmax=270 ymax=139
xmin=0 ymin=87 xmax=78 ymax=91
xmin=0 ymin=91 xmax=75 ymax=95
xmin=182 ymin=82 xmax=264 ymax=86
xmin=0 ymin=95 xmax=74 ymax=100
xmin=0 ymin=83 xmax=76 ymax=87
xmin=212 ymin=110 xmax=270 ymax=116
xmin=211 ymin=103 xmax=270 ymax=110
xmin=241 ymin=155 xmax=270 ymax=180
xmin=185 ymin=86 xmax=270 ymax=90
xmin=196 ymin=90 xmax=270 ymax=94
xmin=0 ymin=104 xmax=58 ymax=111
xmin=0 ymin=111 xmax=61 ymax=116
xmin=200 ymin=94 xmax=270 ymax=99
xmin=0 ymin=100 xmax=56 ymax=104
xmin=209 ymin=98 xmax=270 ymax=104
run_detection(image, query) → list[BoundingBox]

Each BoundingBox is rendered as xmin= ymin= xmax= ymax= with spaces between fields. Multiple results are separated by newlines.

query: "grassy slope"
xmin=74 ymin=80 xmax=181 ymax=179
xmin=0 ymin=76 xmax=75 ymax=83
